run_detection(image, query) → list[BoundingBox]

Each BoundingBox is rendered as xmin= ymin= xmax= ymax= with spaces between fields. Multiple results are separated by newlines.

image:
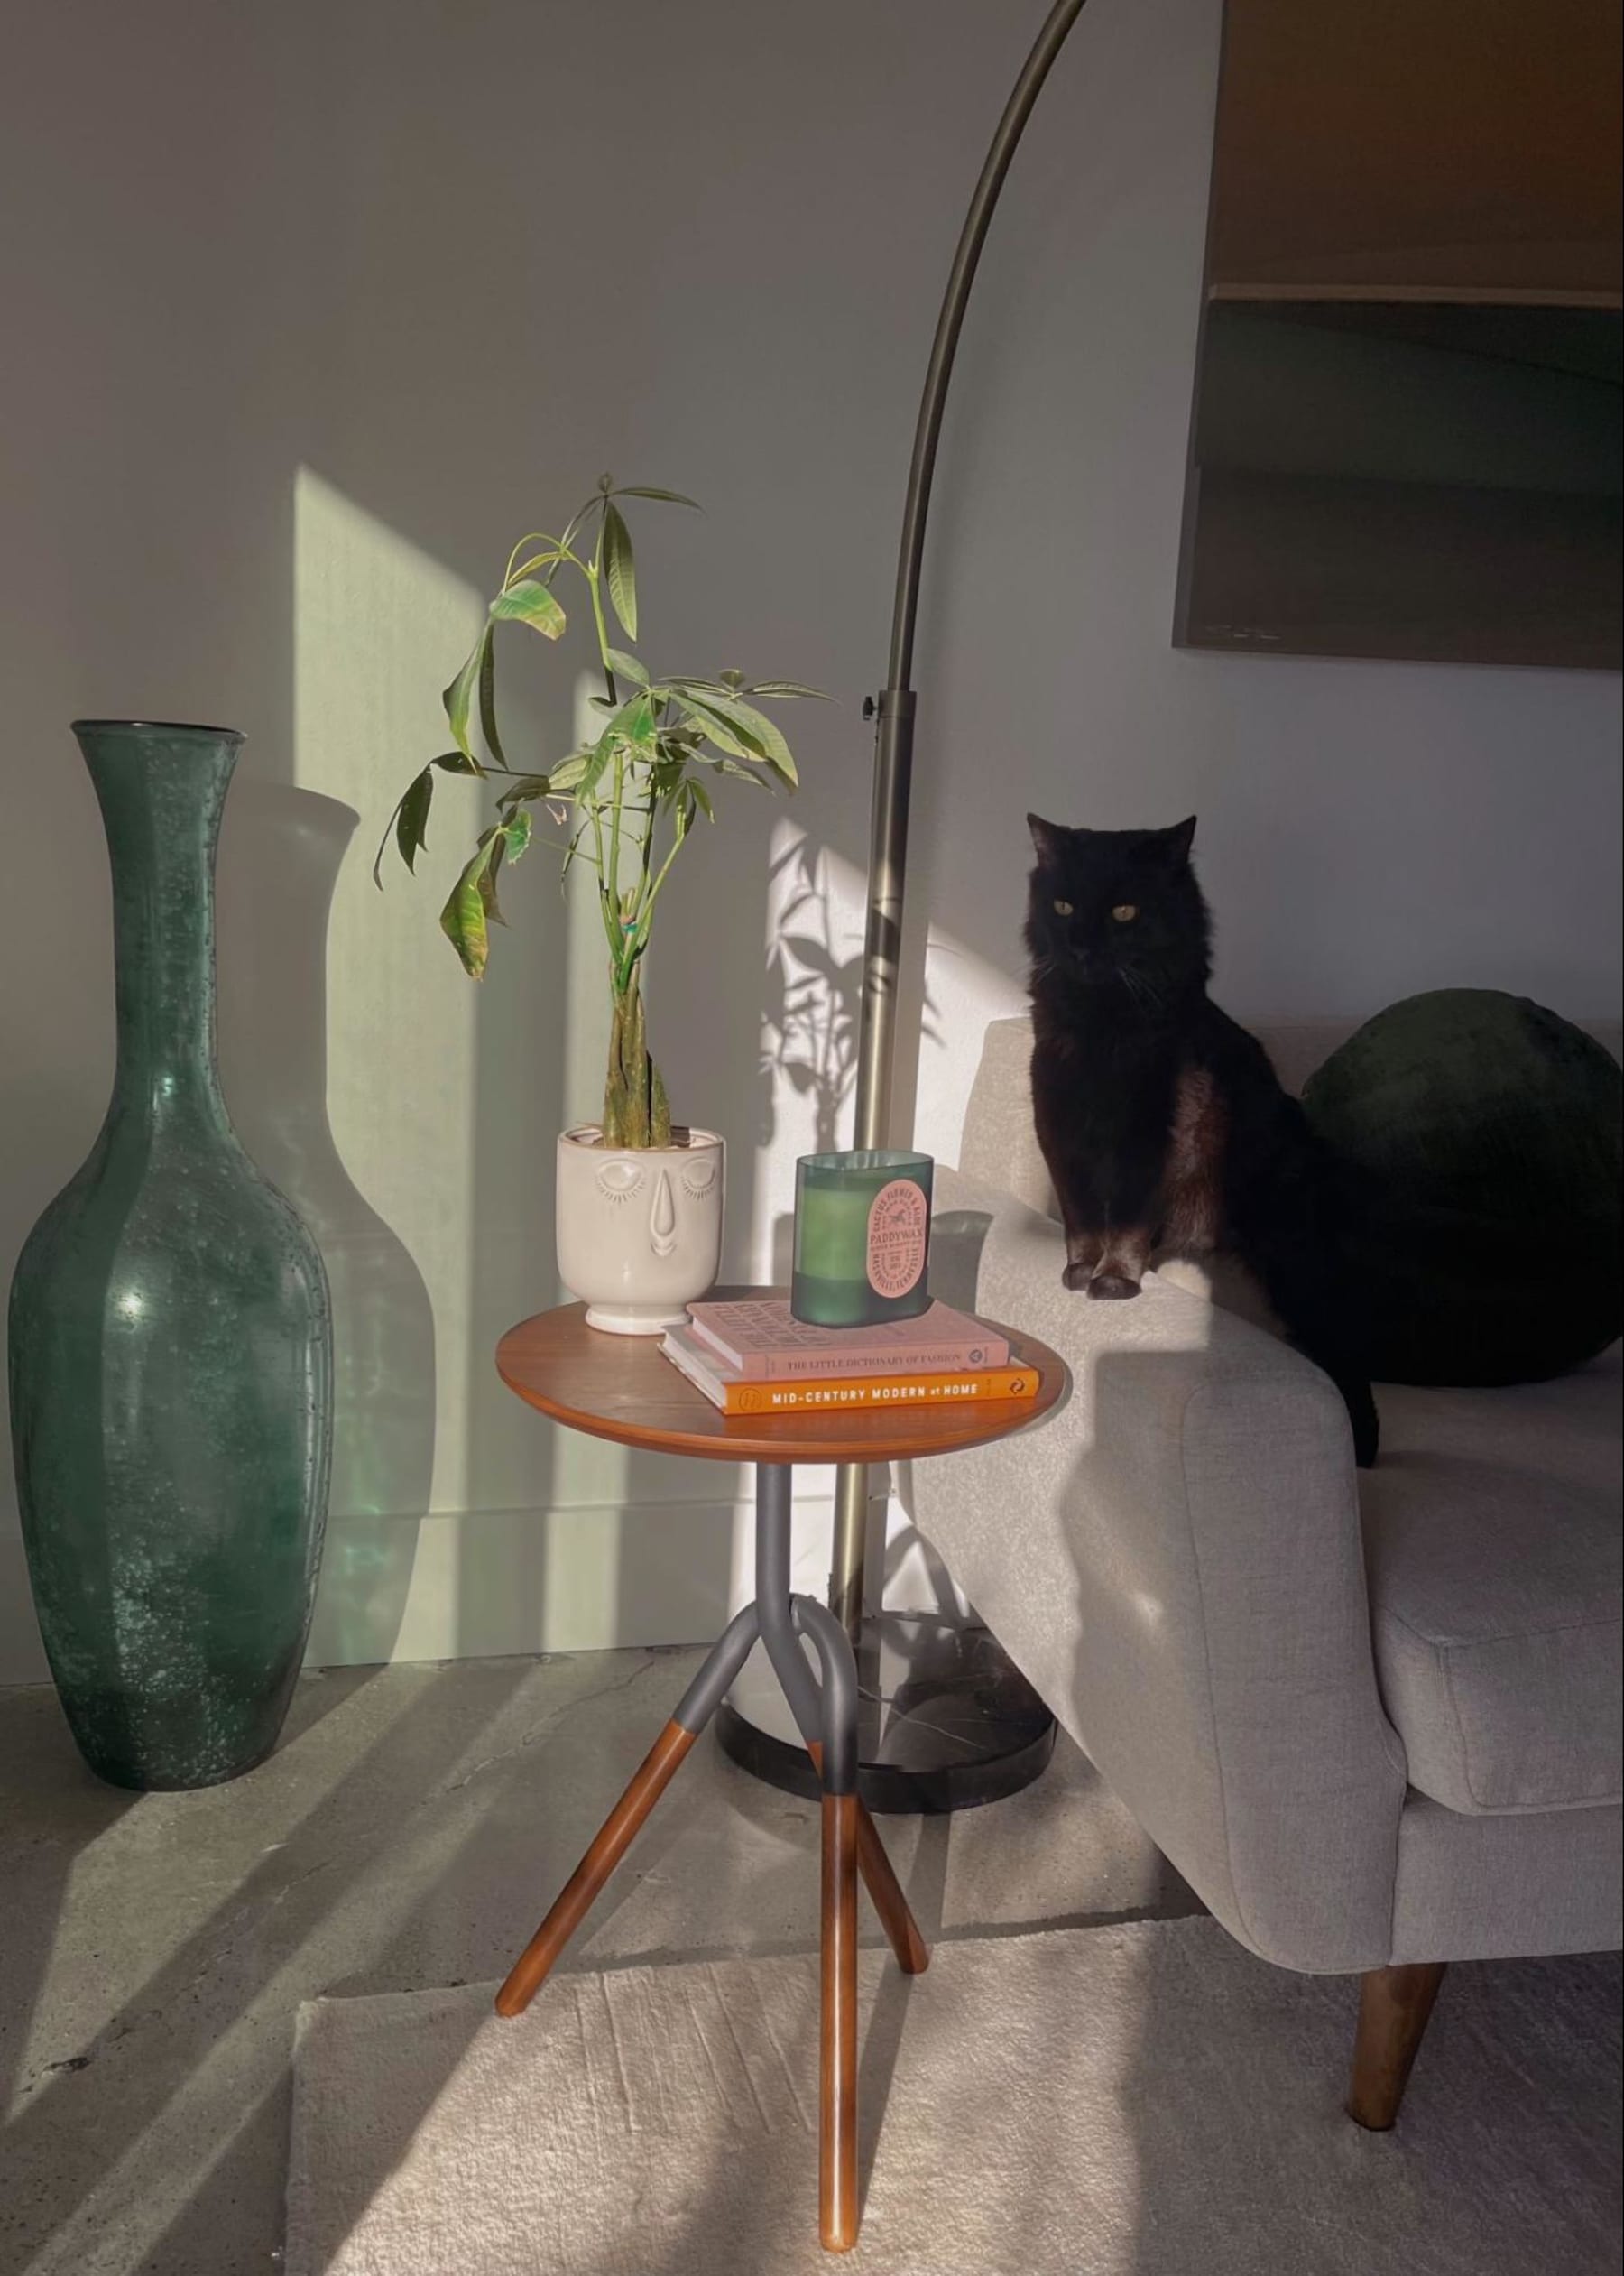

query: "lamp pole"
xmin=829 ymin=0 xmax=1091 ymax=1638
xmin=717 ymin=0 xmax=1091 ymax=1809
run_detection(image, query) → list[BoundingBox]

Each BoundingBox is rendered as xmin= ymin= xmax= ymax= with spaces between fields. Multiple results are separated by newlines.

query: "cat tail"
xmin=1246 ymin=1221 xmax=1381 ymax=1470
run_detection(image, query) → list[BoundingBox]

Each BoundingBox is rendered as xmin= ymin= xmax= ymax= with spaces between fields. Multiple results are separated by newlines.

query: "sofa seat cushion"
xmin=1360 ymin=1350 xmax=1622 ymax=1814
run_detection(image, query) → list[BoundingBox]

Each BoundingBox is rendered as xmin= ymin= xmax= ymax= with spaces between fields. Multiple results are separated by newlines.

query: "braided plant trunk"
xmin=602 ymin=970 xmax=671 ymax=1150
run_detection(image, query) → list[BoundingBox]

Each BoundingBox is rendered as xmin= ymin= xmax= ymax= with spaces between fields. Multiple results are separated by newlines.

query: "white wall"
xmin=3 ymin=0 xmax=1619 ymax=1682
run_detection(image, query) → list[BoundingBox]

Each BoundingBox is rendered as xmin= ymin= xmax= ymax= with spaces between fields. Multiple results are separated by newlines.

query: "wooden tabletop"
xmin=495 ymin=1289 xmax=1068 ymax=1466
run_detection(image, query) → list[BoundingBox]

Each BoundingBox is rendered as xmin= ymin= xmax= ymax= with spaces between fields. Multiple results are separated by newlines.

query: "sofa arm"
xmin=914 ymin=1169 xmax=1407 ymax=1974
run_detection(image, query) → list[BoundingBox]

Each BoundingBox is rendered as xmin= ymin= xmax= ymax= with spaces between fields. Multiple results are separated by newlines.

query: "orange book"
xmin=661 ymin=1324 xmax=1038 ymax=1415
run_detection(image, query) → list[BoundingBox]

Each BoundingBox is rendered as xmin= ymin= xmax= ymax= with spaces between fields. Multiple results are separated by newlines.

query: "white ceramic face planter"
xmin=555 ymin=1125 xmax=725 ymax=1335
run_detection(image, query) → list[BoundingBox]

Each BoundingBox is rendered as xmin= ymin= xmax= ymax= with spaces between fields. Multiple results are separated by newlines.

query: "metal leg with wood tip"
xmin=493 ymin=1461 xmax=927 ymax=2253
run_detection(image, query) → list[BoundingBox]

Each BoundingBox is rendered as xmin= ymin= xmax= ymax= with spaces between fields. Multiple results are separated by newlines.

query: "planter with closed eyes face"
xmin=555 ymin=1124 xmax=725 ymax=1335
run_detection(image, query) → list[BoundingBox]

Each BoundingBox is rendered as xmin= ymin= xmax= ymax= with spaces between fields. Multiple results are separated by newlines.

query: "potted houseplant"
xmin=379 ymin=476 xmax=821 ymax=1332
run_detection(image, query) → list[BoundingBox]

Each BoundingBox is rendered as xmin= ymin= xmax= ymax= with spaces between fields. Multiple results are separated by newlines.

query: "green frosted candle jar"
xmin=790 ymin=1151 xmax=934 ymax=1328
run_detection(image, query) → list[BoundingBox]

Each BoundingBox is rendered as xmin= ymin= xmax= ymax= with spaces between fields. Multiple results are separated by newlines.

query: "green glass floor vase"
xmin=8 ymin=722 xmax=334 ymax=1790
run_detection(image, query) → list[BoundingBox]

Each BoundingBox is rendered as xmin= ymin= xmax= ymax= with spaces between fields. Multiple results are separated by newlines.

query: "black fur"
xmin=1025 ymin=813 xmax=1379 ymax=1467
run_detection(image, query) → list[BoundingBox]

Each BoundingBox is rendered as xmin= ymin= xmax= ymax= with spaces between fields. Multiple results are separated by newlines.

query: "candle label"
xmin=866 ymin=1179 xmax=927 ymax=1299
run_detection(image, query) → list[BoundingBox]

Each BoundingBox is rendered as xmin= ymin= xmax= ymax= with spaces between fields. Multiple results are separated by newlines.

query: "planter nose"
xmin=650 ymin=1168 xmax=678 ymax=1258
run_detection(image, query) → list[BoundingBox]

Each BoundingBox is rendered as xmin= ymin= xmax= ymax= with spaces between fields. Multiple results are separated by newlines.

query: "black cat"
xmin=1025 ymin=813 xmax=1379 ymax=1467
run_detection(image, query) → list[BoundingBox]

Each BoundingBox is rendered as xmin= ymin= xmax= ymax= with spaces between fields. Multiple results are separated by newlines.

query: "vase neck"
xmin=75 ymin=723 xmax=243 ymax=1133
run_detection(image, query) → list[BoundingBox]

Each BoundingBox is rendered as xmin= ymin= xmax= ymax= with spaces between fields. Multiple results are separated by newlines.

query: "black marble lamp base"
xmin=715 ymin=1610 xmax=1056 ymax=1814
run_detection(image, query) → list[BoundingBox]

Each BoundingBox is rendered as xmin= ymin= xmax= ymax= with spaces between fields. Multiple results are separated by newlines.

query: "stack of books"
xmin=660 ymin=1296 xmax=1038 ymax=1415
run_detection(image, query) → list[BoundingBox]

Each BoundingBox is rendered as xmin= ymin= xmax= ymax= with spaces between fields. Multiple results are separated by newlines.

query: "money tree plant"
xmin=377 ymin=477 xmax=822 ymax=1147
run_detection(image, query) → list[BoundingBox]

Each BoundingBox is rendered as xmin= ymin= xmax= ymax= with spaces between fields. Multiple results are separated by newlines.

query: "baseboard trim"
xmin=305 ymin=1490 xmax=851 ymax=1668
xmin=1 ymin=1485 xmax=963 ymax=1683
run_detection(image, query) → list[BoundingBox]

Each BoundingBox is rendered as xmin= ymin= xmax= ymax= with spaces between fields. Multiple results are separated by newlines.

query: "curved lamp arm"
xmin=833 ymin=0 xmax=1091 ymax=1633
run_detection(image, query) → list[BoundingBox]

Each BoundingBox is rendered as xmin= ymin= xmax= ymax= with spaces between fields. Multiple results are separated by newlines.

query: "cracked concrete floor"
xmin=0 ymin=1647 xmax=1200 ymax=2276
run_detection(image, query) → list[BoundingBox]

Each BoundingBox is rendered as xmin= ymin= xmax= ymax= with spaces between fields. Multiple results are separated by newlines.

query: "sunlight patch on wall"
xmin=293 ymin=467 xmax=485 ymax=1521
xmin=547 ymin=667 xmax=630 ymax=1626
xmin=913 ymin=928 xmax=1027 ymax=1169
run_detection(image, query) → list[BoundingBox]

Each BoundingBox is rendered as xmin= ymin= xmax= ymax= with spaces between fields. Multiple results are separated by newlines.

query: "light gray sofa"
xmin=912 ymin=1014 xmax=1622 ymax=2126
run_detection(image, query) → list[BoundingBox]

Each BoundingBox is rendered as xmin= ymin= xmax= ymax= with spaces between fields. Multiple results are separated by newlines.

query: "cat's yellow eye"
xmin=1111 ymin=903 xmax=1138 ymax=922
xmin=1053 ymin=899 xmax=1074 ymax=917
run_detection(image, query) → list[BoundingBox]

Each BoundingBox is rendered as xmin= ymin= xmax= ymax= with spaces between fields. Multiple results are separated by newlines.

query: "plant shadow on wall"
xmin=219 ymin=779 xmax=436 ymax=1670
xmin=760 ymin=832 xmax=942 ymax=1280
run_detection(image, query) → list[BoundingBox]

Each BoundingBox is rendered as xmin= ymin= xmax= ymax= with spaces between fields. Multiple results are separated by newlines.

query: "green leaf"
xmin=496 ymin=772 xmax=553 ymax=806
xmin=547 ymin=753 xmax=590 ymax=794
xmin=506 ymin=549 xmax=563 ymax=584
xmin=678 ymin=696 xmax=764 ymax=761
xmin=441 ymin=632 xmax=488 ymax=764
xmin=488 ymin=578 xmax=567 ymax=638
xmin=691 ymin=750 xmax=771 ymax=788
xmin=604 ymin=646 xmax=649 ymax=687
xmin=602 ymin=500 xmax=637 ymax=640
xmin=477 ymin=630 xmax=508 ymax=770
xmin=610 ymin=689 xmax=656 ymax=752
xmin=650 ymin=752 xmax=687 ymax=800
xmin=748 ymin=681 xmax=831 ymax=700
xmin=578 ymin=730 xmax=614 ymax=800
xmin=482 ymin=830 xmax=510 ymax=929
xmin=395 ymin=768 xmax=433 ymax=872
xmin=692 ymin=688 xmax=798 ymax=786
xmin=615 ymin=486 xmax=702 ymax=509
xmin=439 ymin=841 xmax=494 ymax=976
xmin=687 ymin=776 xmax=715 ymax=822
xmin=431 ymin=750 xmax=482 ymax=774
xmin=503 ymin=810 xmax=533 ymax=862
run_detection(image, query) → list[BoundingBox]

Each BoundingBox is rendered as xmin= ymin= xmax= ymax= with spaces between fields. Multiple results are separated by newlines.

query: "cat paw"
xmin=1062 ymin=1261 xmax=1093 ymax=1291
xmin=1087 ymin=1273 xmax=1141 ymax=1301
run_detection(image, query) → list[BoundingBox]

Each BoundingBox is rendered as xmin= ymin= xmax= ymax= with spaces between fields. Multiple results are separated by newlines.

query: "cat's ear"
xmin=1158 ymin=816 xmax=1197 ymax=865
xmin=1028 ymin=812 xmax=1067 ymax=864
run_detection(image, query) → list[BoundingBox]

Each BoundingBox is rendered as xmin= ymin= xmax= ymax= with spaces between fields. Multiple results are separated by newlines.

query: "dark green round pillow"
xmin=1302 ymin=989 xmax=1622 ymax=1387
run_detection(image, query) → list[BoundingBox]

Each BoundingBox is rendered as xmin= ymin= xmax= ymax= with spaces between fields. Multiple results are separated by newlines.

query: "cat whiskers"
xmin=1120 ymin=966 xmax=1160 ymax=1015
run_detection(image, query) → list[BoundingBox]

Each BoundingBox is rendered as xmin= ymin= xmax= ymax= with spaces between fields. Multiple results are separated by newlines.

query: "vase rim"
xmin=71 ymin=718 xmax=245 ymax=744
xmin=560 ymin=1123 xmax=723 ymax=1153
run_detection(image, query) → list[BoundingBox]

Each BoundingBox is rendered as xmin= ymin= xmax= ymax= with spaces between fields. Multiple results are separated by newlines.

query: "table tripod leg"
xmin=752 ymin=1466 xmax=928 ymax=1975
xmin=792 ymin=1592 xmax=863 ymax=2253
xmin=494 ymin=1605 xmax=761 ymax=2019
xmin=820 ymin=1790 xmax=860 ymax=2251
xmin=811 ymin=1747 xmax=929 ymax=1975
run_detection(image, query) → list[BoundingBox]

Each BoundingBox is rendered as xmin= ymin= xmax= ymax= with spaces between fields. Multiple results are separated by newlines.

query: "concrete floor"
xmin=0 ymin=1648 xmax=1198 ymax=2276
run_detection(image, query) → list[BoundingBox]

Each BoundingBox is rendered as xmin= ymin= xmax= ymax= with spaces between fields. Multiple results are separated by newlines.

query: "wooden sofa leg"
xmin=1347 ymin=1962 xmax=1447 ymax=2131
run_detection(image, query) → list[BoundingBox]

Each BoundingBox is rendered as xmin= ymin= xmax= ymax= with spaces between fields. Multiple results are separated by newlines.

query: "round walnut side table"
xmin=491 ymin=1291 xmax=1067 ymax=2254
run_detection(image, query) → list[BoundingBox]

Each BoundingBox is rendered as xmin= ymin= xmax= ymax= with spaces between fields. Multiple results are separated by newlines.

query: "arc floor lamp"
xmin=717 ymin=0 xmax=1092 ymax=1810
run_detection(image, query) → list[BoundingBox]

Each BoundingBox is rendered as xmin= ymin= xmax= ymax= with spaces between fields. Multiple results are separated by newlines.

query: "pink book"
xmin=684 ymin=1297 xmax=1010 ymax=1382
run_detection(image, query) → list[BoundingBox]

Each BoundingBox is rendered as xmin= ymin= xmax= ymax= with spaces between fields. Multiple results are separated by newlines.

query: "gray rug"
xmin=288 ymin=1919 xmax=1619 ymax=2276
